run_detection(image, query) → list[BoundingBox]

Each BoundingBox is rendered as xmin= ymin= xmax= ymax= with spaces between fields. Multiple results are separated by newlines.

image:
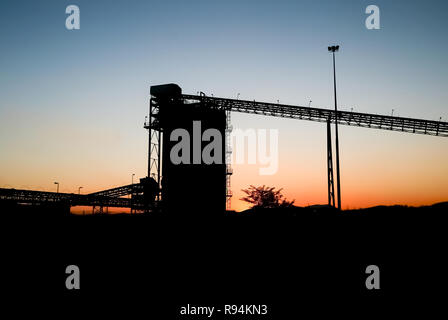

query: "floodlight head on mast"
xmin=328 ymin=45 xmax=340 ymax=52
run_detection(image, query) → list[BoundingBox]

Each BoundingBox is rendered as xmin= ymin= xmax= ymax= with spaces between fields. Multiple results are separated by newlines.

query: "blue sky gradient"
xmin=1 ymin=0 xmax=447 ymax=209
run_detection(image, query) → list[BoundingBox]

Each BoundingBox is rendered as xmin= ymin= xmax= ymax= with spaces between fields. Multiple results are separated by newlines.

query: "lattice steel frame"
xmin=182 ymin=93 xmax=448 ymax=209
xmin=144 ymin=98 xmax=162 ymax=201
xmin=182 ymin=95 xmax=448 ymax=137
xmin=327 ymin=118 xmax=335 ymax=207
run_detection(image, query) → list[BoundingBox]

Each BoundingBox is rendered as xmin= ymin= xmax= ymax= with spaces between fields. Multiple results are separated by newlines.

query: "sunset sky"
xmin=1 ymin=0 xmax=447 ymax=211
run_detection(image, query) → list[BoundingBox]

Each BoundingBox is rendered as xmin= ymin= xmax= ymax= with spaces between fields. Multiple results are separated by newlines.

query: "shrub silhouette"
xmin=240 ymin=185 xmax=295 ymax=208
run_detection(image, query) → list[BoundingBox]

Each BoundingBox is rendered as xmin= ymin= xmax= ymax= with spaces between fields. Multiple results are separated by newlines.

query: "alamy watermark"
xmin=365 ymin=265 xmax=380 ymax=290
xmin=170 ymin=121 xmax=278 ymax=176
xmin=65 ymin=264 xmax=80 ymax=290
xmin=231 ymin=128 xmax=278 ymax=175
xmin=365 ymin=5 xmax=380 ymax=30
xmin=65 ymin=5 xmax=80 ymax=30
xmin=64 ymin=5 xmax=379 ymax=31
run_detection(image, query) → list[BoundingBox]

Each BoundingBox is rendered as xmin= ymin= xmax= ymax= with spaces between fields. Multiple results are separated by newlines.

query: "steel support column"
xmin=327 ymin=119 xmax=335 ymax=207
xmin=146 ymin=97 xmax=162 ymax=202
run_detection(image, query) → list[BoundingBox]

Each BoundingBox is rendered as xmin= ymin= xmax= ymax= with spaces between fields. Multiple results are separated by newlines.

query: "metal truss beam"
xmin=88 ymin=183 xmax=140 ymax=198
xmin=0 ymin=188 xmax=132 ymax=208
xmin=182 ymin=95 xmax=448 ymax=137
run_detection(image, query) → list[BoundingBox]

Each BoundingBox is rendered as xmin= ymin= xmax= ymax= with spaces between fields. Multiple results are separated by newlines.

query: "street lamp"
xmin=132 ymin=173 xmax=135 ymax=185
xmin=308 ymin=100 xmax=312 ymax=108
xmin=54 ymin=182 xmax=59 ymax=193
xmin=78 ymin=186 xmax=83 ymax=195
xmin=328 ymin=45 xmax=342 ymax=210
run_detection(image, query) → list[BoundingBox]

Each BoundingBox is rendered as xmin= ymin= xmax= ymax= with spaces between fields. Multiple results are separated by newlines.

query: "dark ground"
xmin=3 ymin=203 xmax=447 ymax=317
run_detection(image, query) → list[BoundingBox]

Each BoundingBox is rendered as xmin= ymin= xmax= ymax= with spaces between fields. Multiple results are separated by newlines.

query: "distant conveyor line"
xmin=181 ymin=94 xmax=448 ymax=137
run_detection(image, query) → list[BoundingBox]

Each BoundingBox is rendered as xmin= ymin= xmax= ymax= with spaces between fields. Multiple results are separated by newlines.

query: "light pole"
xmin=78 ymin=186 xmax=83 ymax=195
xmin=308 ymin=100 xmax=312 ymax=108
xmin=132 ymin=173 xmax=135 ymax=185
xmin=328 ymin=45 xmax=342 ymax=210
xmin=54 ymin=182 xmax=59 ymax=193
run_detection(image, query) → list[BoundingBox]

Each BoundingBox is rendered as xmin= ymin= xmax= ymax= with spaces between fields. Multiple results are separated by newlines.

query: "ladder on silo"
xmin=225 ymin=108 xmax=233 ymax=210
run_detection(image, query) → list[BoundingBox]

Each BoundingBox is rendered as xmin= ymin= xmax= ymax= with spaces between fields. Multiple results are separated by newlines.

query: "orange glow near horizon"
xmin=1 ymin=116 xmax=447 ymax=213
xmin=229 ymin=118 xmax=448 ymax=212
xmin=71 ymin=206 xmax=131 ymax=215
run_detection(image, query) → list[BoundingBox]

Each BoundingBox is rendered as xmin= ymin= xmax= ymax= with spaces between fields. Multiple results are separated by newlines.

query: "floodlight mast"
xmin=328 ymin=45 xmax=342 ymax=210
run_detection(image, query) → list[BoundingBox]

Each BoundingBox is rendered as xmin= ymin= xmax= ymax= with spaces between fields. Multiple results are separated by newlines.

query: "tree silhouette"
xmin=240 ymin=185 xmax=295 ymax=208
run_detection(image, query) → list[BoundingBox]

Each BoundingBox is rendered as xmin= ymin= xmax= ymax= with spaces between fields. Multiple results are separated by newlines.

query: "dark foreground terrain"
xmin=3 ymin=202 xmax=447 ymax=316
